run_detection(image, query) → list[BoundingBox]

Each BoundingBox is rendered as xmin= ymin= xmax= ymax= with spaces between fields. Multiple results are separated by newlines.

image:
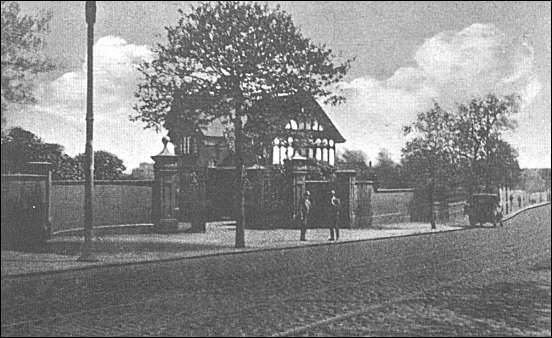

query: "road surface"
xmin=2 ymin=204 xmax=550 ymax=336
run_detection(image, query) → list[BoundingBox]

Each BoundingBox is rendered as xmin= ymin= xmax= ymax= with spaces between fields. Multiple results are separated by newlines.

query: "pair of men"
xmin=299 ymin=190 xmax=340 ymax=241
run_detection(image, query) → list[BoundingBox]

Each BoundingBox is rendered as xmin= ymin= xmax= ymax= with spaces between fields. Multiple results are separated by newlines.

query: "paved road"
xmin=2 ymin=205 xmax=550 ymax=337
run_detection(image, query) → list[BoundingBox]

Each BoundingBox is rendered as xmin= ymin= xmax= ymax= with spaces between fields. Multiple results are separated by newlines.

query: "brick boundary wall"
xmin=371 ymin=188 xmax=414 ymax=225
xmin=50 ymin=180 xmax=153 ymax=232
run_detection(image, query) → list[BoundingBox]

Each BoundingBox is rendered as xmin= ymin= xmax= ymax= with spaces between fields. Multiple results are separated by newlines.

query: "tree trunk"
xmin=234 ymin=116 xmax=246 ymax=248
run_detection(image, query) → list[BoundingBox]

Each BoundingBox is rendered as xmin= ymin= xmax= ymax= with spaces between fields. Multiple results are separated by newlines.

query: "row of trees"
xmin=1 ymin=127 xmax=127 ymax=180
xmin=340 ymin=95 xmax=522 ymax=199
xmin=336 ymin=148 xmax=406 ymax=189
xmin=402 ymin=95 xmax=521 ymax=196
xmin=131 ymin=1 xmax=531 ymax=240
xmin=1 ymin=2 xmax=135 ymax=182
xmin=1 ymin=0 xmax=532 ymax=245
xmin=338 ymin=95 xmax=524 ymax=228
xmin=402 ymin=95 xmax=522 ymax=228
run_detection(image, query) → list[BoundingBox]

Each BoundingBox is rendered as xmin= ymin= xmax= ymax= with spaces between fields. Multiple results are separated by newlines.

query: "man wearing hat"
xmin=299 ymin=191 xmax=312 ymax=241
xmin=329 ymin=190 xmax=341 ymax=241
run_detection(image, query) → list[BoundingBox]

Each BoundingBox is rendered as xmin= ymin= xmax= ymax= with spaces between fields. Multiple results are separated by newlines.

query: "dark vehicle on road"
xmin=466 ymin=193 xmax=503 ymax=227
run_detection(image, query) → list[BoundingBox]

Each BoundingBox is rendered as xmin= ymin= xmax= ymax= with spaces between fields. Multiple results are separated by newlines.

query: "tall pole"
xmin=78 ymin=1 xmax=98 ymax=262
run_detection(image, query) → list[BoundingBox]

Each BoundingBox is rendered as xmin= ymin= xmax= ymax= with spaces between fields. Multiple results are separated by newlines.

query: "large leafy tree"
xmin=134 ymin=1 xmax=352 ymax=247
xmin=402 ymin=103 xmax=459 ymax=229
xmin=1 ymin=1 xmax=54 ymax=127
xmin=453 ymin=94 xmax=520 ymax=193
xmin=336 ymin=149 xmax=371 ymax=180
xmin=1 ymin=127 xmax=81 ymax=180
xmin=519 ymin=169 xmax=546 ymax=193
xmin=75 ymin=151 xmax=127 ymax=181
xmin=484 ymin=138 xmax=521 ymax=190
xmin=1 ymin=128 xmax=127 ymax=180
xmin=373 ymin=148 xmax=405 ymax=189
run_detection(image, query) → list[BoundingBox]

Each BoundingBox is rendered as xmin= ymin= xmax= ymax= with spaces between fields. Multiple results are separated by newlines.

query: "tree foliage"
xmin=1 ymin=1 xmax=54 ymax=126
xmin=1 ymin=127 xmax=81 ymax=180
xmin=75 ymin=151 xmax=127 ymax=181
xmin=519 ymin=169 xmax=547 ymax=193
xmin=336 ymin=149 xmax=371 ymax=180
xmin=1 ymin=128 xmax=128 ymax=180
xmin=134 ymin=1 xmax=352 ymax=133
xmin=402 ymin=103 xmax=459 ymax=228
xmin=373 ymin=148 xmax=405 ymax=189
xmin=402 ymin=103 xmax=459 ymax=189
xmin=134 ymin=1 xmax=352 ymax=247
xmin=453 ymin=94 xmax=520 ymax=192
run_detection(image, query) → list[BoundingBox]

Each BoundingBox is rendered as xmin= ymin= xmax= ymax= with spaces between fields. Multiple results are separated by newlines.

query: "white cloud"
xmin=6 ymin=36 xmax=164 ymax=171
xmin=5 ymin=26 xmax=547 ymax=170
xmin=327 ymin=23 xmax=544 ymax=165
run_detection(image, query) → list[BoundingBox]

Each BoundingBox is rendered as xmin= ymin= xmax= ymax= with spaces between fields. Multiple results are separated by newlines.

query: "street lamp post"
xmin=78 ymin=0 xmax=98 ymax=262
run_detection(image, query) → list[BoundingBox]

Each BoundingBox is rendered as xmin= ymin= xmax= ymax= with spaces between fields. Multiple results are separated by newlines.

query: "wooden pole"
xmin=78 ymin=1 xmax=98 ymax=262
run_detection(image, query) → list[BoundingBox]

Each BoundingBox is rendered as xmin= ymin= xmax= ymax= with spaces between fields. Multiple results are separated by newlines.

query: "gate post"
xmin=354 ymin=180 xmax=374 ymax=228
xmin=336 ymin=169 xmax=356 ymax=228
xmin=25 ymin=161 xmax=52 ymax=239
xmin=151 ymin=137 xmax=179 ymax=233
xmin=288 ymin=157 xmax=308 ymax=225
xmin=177 ymin=140 xmax=206 ymax=233
xmin=179 ymin=164 xmax=207 ymax=233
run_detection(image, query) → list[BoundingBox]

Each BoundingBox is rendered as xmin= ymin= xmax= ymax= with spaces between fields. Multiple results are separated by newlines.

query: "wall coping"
xmin=1 ymin=174 xmax=48 ymax=181
xmin=375 ymin=188 xmax=414 ymax=193
xmin=335 ymin=169 xmax=356 ymax=174
xmin=52 ymin=180 xmax=154 ymax=186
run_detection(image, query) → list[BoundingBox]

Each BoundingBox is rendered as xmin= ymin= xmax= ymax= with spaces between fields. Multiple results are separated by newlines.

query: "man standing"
xmin=299 ymin=191 xmax=311 ymax=241
xmin=329 ymin=190 xmax=341 ymax=241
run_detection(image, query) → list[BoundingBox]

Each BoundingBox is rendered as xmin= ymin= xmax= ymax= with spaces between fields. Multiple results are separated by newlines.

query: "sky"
xmin=6 ymin=1 xmax=551 ymax=170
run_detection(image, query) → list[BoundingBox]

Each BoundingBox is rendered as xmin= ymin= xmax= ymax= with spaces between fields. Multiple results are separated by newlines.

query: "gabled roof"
xmin=297 ymin=94 xmax=346 ymax=143
xmin=173 ymin=93 xmax=345 ymax=143
xmin=199 ymin=117 xmax=227 ymax=138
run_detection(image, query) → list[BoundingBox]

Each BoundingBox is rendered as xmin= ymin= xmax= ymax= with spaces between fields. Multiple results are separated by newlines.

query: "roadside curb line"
xmin=2 ymin=202 xmax=550 ymax=280
xmin=502 ymin=202 xmax=550 ymax=222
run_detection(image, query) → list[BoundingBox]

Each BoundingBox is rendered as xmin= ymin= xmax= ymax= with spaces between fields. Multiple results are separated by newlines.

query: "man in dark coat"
xmin=329 ymin=190 xmax=341 ymax=241
xmin=299 ymin=191 xmax=311 ymax=241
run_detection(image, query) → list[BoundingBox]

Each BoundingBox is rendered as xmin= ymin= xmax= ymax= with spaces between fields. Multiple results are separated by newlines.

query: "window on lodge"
xmin=284 ymin=119 xmax=324 ymax=131
xmin=178 ymin=135 xmax=196 ymax=155
xmin=272 ymin=137 xmax=335 ymax=166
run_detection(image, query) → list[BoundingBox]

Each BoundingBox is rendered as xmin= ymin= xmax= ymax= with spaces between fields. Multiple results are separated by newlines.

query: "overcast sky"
xmin=7 ymin=1 xmax=551 ymax=170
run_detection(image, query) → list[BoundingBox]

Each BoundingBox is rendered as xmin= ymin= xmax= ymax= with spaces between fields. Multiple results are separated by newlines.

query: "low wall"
xmin=447 ymin=201 xmax=467 ymax=222
xmin=434 ymin=200 xmax=467 ymax=223
xmin=51 ymin=180 xmax=153 ymax=233
xmin=371 ymin=189 xmax=414 ymax=225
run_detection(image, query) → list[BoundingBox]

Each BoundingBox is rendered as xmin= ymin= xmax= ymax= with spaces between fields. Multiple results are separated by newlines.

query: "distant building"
xmin=130 ymin=162 xmax=154 ymax=179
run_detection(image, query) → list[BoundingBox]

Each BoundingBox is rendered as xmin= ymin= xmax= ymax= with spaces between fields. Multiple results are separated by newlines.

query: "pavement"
xmin=1 ymin=202 xmax=548 ymax=277
xmin=2 ymin=220 xmax=467 ymax=277
xmin=1 ymin=203 xmax=550 ymax=336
